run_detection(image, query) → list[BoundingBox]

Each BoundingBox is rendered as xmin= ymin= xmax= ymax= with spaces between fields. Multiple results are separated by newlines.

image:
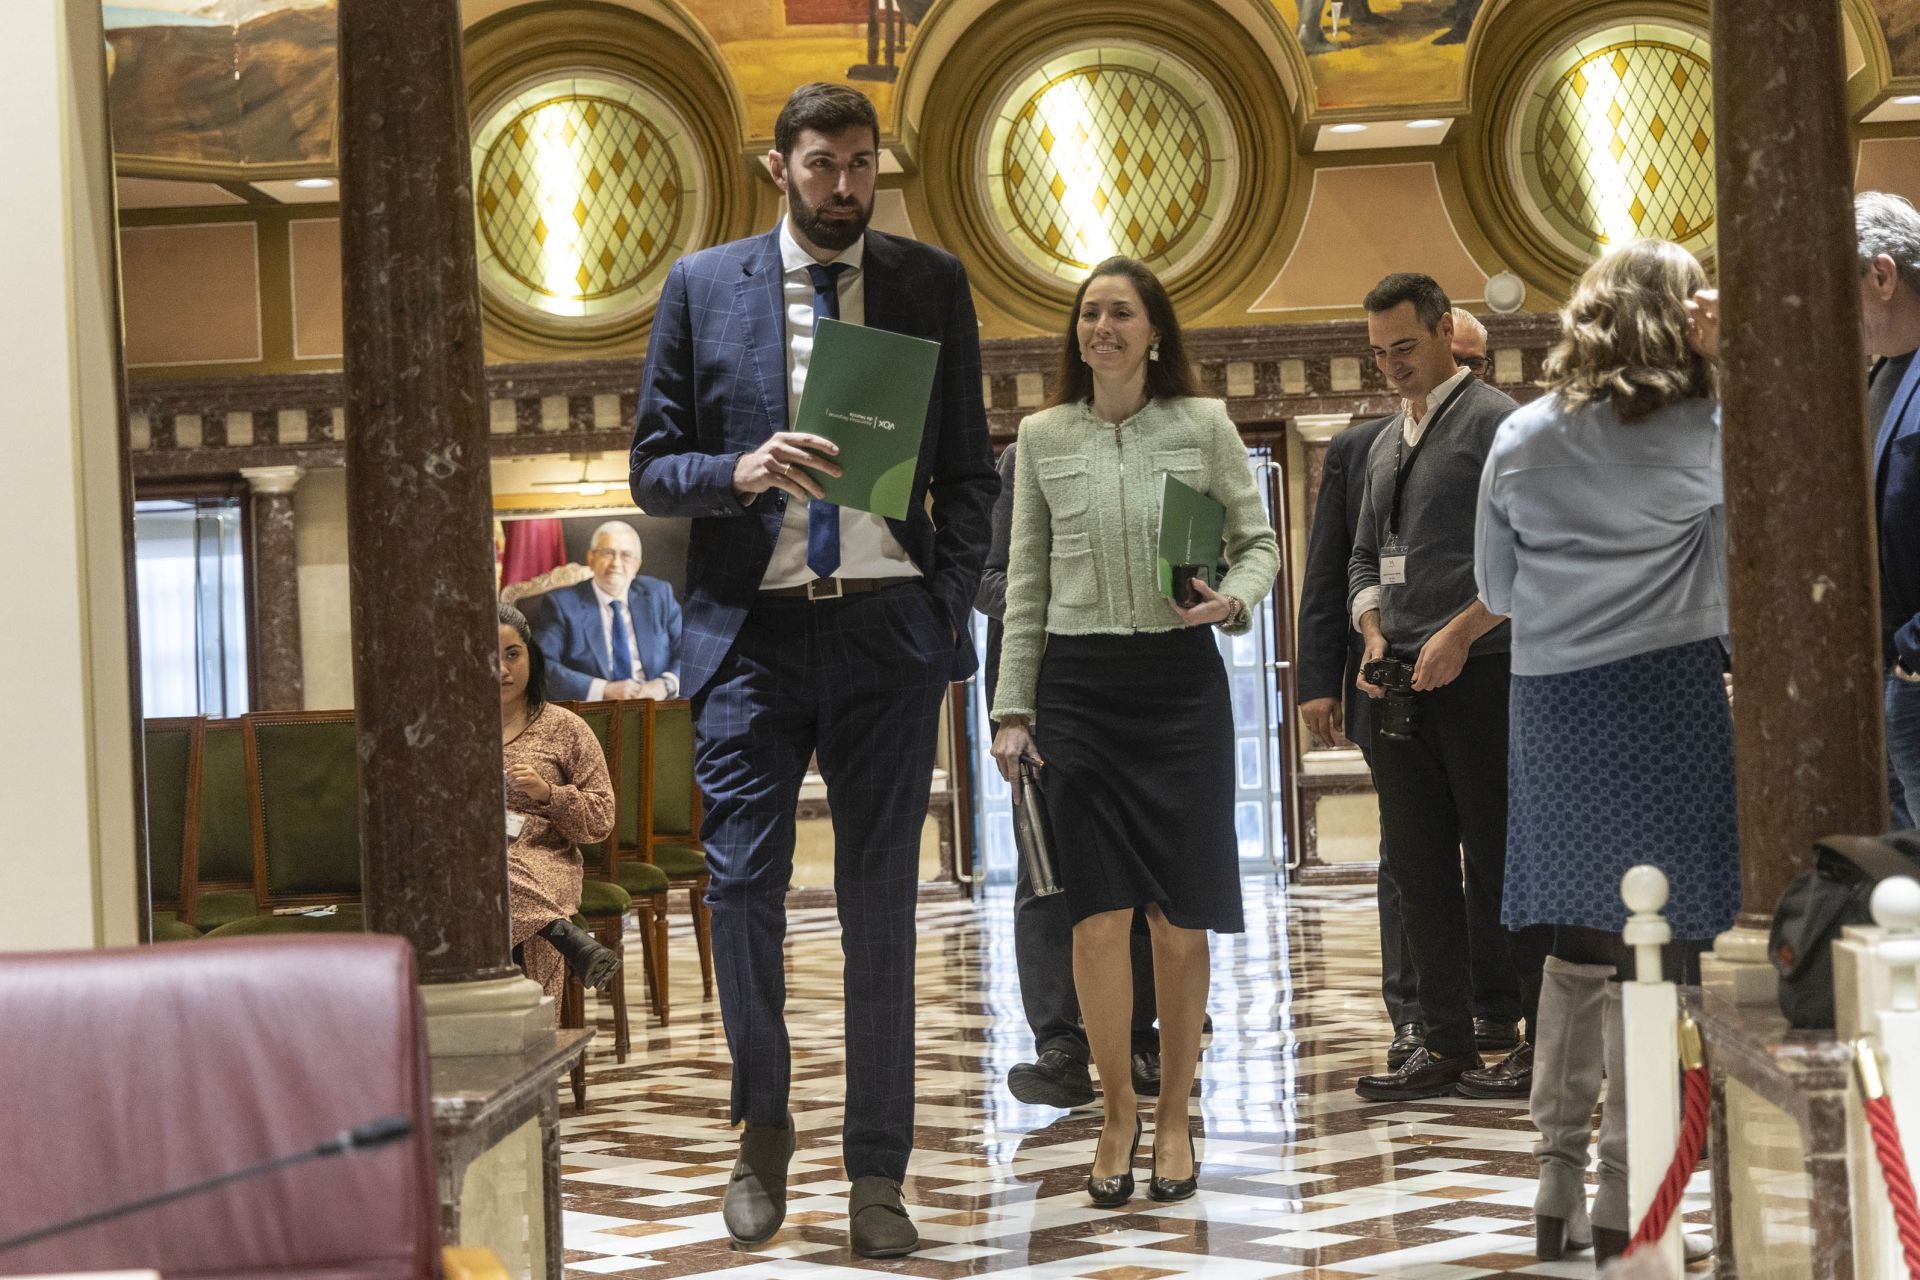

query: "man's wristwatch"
xmin=1897 ymin=657 xmax=1920 ymax=684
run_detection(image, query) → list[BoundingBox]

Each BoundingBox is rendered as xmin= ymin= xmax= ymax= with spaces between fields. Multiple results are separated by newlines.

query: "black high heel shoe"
xmin=1087 ymin=1116 xmax=1143 ymax=1207
xmin=1148 ymin=1120 xmax=1199 ymax=1202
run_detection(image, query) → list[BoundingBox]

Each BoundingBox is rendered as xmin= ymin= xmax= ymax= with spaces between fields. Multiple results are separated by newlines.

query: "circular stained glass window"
xmin=472 ymin=74 xmax=707 ymax=326
xmin=984 ymin=44 xmax=1237 ymax=286
xmin=1512 ymin=24 xmax=1715 ymax=261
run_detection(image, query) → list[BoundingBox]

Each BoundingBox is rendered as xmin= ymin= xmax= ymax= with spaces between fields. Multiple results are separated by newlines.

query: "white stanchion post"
xmin=1621 ymin=865 xmax=1683 ymax=1273
xmin=1852 ymin=877 xmax=1920 ymax=1275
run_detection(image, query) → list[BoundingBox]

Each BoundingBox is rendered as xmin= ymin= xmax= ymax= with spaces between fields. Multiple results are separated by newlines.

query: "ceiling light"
xmin=1328 ymin=123 xmax=1368 ymax=134
xmin=1405 ymin=118 xmax=1446 ymax=129
xmin=1897 ymin=95 xmax=1920 ymax=106
xmin=294 ymin=177 xmax=336 ymax=189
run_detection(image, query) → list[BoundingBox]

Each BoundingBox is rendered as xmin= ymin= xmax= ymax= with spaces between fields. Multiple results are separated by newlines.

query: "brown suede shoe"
xmin=1355 ymin=1046 xmax=1483 ymax=1101
xmin=1457 ymin=1040 xmax=1534 ymax=1099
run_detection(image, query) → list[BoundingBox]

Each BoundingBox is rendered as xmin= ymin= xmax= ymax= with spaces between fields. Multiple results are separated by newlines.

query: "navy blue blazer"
xmin=1296 ymin=416 xmax=1390 ymax=754
xmin=1877 ymin=354 xmax=1920 ymax=667
xmin=533 ymin=577 xmax=684 ymax=701
xmin=628 ymin=227 xmax=999 ymax=698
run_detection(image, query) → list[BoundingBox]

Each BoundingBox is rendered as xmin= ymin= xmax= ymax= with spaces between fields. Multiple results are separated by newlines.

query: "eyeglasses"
xmin=1457 ymin=355 xmax=1490 ymax=375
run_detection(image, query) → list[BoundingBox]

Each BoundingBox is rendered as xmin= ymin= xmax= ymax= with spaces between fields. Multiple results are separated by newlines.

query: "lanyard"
xmin=1388 ymin=374 xmax=1474 ymax=539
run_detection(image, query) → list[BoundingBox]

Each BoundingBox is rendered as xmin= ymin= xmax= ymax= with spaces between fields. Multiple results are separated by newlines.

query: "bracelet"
xmin=1222 ymin=597 xmax=1247 ymax=628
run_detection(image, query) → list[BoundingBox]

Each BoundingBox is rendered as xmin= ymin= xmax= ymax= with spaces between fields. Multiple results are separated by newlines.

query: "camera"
xmin=1361 ymin=656 xmax=1421 ymax=738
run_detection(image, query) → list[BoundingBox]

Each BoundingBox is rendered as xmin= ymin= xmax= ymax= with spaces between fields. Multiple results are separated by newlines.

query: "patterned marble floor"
xmin=559 ymin=877 xmax=1710 ymax=1278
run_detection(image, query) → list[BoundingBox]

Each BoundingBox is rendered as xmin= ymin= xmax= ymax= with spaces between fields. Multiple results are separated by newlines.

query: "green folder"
xmin=1157 ymin=473 xmax=1227 ymax=598
xmin=792 ymin=317 xmax=941 ymax=520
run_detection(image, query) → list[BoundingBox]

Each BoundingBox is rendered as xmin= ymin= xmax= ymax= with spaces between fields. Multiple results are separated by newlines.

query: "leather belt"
xmin=759 ymin=576 xmax=921 ymax=601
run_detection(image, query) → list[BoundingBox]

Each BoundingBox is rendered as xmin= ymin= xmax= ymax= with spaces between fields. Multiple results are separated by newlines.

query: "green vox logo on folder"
xmin=793 ymin=317 xmax=941 ymax=520
xmin=1157 ymin=474 xmax=1227 ymax=599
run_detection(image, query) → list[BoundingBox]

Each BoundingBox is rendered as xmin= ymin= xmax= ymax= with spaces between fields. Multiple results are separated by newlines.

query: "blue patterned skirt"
xmin=1503 ymin=638 xmax=1741 ymax=939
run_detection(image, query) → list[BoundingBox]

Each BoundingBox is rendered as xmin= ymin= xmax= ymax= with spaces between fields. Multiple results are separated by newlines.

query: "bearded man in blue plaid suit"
xmin=628 ymin=84 xmax=996 ymax=1258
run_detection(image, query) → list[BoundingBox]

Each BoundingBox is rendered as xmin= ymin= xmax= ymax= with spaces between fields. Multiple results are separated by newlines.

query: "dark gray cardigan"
xmin=1348 ymin=377 xmax=1518 ymax=662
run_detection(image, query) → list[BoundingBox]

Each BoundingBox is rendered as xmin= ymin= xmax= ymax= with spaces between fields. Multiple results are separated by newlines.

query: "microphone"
xmin=0 ymin=1114 xmax=414 ymax=1254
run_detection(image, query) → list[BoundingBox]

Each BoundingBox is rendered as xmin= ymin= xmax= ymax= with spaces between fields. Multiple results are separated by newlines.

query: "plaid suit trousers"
xmin=693 ymin=586 xmax=949 ymax=1182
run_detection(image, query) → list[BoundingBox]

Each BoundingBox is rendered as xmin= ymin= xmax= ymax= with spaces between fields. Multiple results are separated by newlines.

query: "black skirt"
xmin=1034 ymin=628 xmax=1244 ymax=933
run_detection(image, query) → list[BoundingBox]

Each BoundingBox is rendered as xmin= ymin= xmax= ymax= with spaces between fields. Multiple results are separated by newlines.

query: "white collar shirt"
xmin=585 ymin=580 xmax=678 ymax=701
xmin=760 ymin=220 xmax=919 ymax=590
xmin=1400 ymin=365 xmax=1471 ymax=447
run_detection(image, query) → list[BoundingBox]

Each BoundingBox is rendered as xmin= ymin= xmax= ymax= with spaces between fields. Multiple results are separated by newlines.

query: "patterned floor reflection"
xmin=560 ymin=878 xmax=1709 ymax=1277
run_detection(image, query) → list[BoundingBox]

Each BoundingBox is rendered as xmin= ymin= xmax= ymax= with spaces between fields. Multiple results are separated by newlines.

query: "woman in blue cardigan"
xmin=1475 ymin=238 xmax=1737 ymax=1263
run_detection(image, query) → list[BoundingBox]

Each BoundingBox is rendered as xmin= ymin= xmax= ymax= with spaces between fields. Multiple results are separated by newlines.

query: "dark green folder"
xmin=1157 ymin=474 xmax=1227 ymax=598
xmin=793 ymin=316 xmax=941 ymax=519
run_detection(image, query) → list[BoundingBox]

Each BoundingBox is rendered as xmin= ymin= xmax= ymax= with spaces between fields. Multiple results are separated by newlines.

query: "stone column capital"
xmin=241 ymin=465 xmax=304 ymax=495
xmin=1293 ymin=413 xmax=1354 ymax=444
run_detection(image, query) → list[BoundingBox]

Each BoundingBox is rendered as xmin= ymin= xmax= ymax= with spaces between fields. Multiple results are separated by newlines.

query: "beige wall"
xmin=1 ymin=0 xmax=140 ymax=949
xmin=121 ymin=222 xmax=264 ymax=366
xmin=296 ymin=469 xmax=355 ymax=710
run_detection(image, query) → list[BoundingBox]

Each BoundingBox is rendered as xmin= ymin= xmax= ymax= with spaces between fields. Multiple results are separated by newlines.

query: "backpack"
xmin=1769 ymin=832 xmax=1920 ymax=1029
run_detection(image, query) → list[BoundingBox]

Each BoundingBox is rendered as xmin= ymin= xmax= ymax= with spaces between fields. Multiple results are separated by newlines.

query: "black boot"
xmin=538 ymin=918 xmax=621 ymax=991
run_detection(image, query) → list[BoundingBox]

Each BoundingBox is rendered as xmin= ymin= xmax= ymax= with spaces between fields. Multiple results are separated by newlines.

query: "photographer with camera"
xmin=1346 ymin=273 xmax=1551 ymax=1103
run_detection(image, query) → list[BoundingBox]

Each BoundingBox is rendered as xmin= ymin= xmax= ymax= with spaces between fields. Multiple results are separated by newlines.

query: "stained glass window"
xmin=984 ymin=45 xmax=1237 ymax=285
xmin=1513 ymin=24 xmax=1716 ymax=261
xmin=471 ymin=75 xmax=706 ymax=325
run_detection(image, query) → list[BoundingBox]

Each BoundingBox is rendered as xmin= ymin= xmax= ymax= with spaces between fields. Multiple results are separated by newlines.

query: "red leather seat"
xmin=0 ymin=934 xmax=437 ymax=1279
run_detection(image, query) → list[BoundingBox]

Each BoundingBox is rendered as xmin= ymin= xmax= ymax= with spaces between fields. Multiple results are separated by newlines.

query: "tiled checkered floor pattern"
xmin=560 ymin=878 xmax=1710 ymax=1277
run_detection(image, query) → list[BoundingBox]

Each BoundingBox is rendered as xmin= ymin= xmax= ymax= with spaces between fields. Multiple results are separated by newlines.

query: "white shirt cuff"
xmin=1351 ymin=587 xmax=1383 ymax=633
xmin=663 ymin=673 xmax=679 ymax=698
xmin=587 ymin=677 xmax=608 ymax=701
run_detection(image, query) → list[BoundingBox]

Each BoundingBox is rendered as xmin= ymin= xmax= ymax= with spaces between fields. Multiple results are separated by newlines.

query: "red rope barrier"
xmin=1863 ymin=1092 xmax=1920 ymax=1278
xmin=1625 ymin=1063 xmax=1710 ymax=1255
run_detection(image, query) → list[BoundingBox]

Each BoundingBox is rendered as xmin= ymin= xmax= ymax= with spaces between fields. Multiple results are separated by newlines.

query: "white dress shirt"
xmin=759 ymin=220 xmax=921 ymax=590
xmin=585 ymin=581 xmax=678 ymax=701
xmin=1352 ymin=365 xmax=1471 ymax=629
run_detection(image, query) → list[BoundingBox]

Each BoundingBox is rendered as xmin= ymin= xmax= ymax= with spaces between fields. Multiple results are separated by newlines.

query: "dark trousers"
xmin=1372 ymin=652 xmax=1547 ymax=1056
xmin=1015 ymin=863 xmax=1159 ymax=1060
xmin=1353 ymin=695 xmax=1421 ymax=1027
xmin=695 ymin=590 xmax=950 ymax=1183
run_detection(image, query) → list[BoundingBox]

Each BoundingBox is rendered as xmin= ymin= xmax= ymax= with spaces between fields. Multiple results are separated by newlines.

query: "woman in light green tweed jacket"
xmin=989 ymin=257 xmax=1278 ymax=1207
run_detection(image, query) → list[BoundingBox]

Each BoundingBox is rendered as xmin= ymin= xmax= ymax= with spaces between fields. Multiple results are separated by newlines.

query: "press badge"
xmin=505 ymin=811 xmax=527 ymax=838
xmin=1380 ymin=539 xmax=1408 ymax=586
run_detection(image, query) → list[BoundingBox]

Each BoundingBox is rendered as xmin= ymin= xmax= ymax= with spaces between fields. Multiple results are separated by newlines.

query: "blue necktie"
xmin=805 ymin=262 xmax=850 ymax=581
xmin=609 ymin=598 xmax=634 ymax=682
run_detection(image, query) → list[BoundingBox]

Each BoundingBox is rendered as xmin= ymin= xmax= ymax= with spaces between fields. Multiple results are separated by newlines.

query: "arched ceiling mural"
xmin=103 ymin=0 xmax=1920 ymax=172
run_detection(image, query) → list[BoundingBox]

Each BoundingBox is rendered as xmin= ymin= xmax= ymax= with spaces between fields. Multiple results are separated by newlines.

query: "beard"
xmin=789 ymin=186 xmax=872 ymax=253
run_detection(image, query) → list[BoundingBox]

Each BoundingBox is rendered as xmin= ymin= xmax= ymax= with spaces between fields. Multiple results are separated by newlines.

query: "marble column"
xmin=339 ymin=0 xmax=545 ymax=1046
xmin=241 ymin=466 xmax=304 ymax=711
xmin=1294 ymin=413 xmax=1354 ymax=537
xmin=1710 ymin=0 xmax=1887 ymax=997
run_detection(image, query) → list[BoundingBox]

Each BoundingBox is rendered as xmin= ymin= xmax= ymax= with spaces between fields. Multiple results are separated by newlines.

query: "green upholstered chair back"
xmin=564 ymin=702 xmax=619 ymax=877
xmin=614 ymin=701 xmax=647 ymax=853
xmin=143 ymin=718 xmax=198 ymax=908
xmin=246 ymin=712 xmax=362 ymax=903
xmin=196 ymin=719 xmax=255 ymax=887
xmin=650 ymin=701 xmax=697 ymax=841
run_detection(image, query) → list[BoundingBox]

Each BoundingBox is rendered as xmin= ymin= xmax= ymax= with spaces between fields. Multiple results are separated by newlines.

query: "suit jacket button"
xmin=775 ymin=494 xmax=787 ymax=508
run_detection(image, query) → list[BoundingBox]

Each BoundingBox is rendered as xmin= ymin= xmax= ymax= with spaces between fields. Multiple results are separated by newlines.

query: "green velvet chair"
xmin=210 ymin=711 xmax=363 ymax=937
xmin=143 ymin=717 xmax=200 ymax=937
xmin=565 ymin=701 xmax=668 ymax=1032
xmin=192 ymin=718 xmax=261 ymax=931
xmin=644 ymin=700 xmax=712 ymax=1001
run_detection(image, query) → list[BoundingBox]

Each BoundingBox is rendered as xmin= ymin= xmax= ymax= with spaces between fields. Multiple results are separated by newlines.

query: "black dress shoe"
xmin=1355 ymin=1046 xmax=1483 ymax=1101
xmin=1087 ymin=1115 xmax=1143 ymax=1207
xmin=1131 ymin=1049 xmax=1161 ymax=1097
xmin=1456 ymin=1040 xmax=1533 ymax=1099
xmin=848 ymin=1175 xmax=918 ymax=1258
xmin=1148 ymin=1121 xmax=1199 ymax=1202
xmin=1008 ymin=1049 xmax=1096 ymax=1109
xmin=1388 ymin=1022 xmax=1426 ymax=1070
xmin=1473 ymin=1016 xmax=1521 ymax=1052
